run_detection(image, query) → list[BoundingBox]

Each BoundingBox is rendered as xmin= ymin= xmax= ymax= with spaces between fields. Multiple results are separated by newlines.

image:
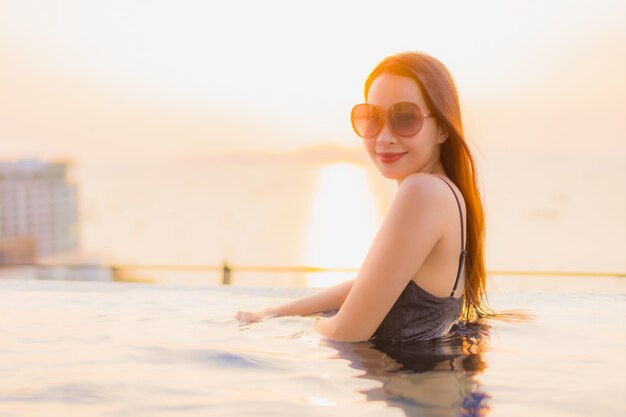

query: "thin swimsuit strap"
xmin=434 ymin=176 xmax=467 ymax=297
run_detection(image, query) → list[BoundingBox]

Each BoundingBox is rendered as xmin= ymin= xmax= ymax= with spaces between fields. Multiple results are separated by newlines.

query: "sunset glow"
xmin=305 ymin=163 xmax=380 ymax=287
xmin=1 ymin=1 xmax=624 ymax=273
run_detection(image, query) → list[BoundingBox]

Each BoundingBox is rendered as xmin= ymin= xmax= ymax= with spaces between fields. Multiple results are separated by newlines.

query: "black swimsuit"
xmin=369 ymin=176 xmax=467 ymax=343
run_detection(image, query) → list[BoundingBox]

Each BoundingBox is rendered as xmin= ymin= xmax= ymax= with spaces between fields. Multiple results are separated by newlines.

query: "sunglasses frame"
xmin=350 ymin=101 xmax=434 ymax=139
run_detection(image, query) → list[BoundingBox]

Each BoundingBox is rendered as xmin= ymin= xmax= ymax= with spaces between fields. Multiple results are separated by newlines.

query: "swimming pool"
xmin=0 ymin=277 xmax=623 ymax=416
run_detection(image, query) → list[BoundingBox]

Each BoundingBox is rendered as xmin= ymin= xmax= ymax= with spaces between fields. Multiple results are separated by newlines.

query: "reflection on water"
xmin=320 ymin=321 xmax=492 ymax=417
xmin=305 ymin=162 xmax=380 ymax=288
xmin=76 ymin=150 xmax=626 ymax=275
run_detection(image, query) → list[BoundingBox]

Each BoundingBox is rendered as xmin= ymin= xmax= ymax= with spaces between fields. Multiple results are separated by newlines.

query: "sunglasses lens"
xmin=351 ymin=104 xmax=380 ymax=138
xmin=389 ymin=102 xmax=423 ymax=136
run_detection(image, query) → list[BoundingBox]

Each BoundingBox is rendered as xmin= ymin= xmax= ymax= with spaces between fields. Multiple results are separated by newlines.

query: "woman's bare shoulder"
xmin=397 ymin=172 xmax=455 ymax=202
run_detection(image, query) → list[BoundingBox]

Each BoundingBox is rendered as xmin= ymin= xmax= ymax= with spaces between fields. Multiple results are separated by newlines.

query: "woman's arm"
xmin=314 ymin=174 xmax=450 ymax=342
xmin=234 ymin=278 xmax=355 ymax=322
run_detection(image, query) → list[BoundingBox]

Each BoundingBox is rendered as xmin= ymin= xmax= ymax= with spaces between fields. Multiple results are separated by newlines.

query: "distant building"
xmin=0 ymin=159 xmax=79 ymax=263
xmin=0 ymin=237 xmax=37 ymax=264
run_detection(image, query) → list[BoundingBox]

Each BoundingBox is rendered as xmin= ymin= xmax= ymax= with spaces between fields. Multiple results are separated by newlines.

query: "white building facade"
xmin=0 ymin=160 xmax=79 ymax=260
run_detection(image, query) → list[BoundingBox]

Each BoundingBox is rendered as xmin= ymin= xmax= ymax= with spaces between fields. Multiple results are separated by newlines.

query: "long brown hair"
xmin=363 ymin=51 xmax=493 ymax=321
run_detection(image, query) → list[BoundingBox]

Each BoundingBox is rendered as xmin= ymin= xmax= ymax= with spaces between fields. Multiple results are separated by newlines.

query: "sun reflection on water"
xmin=305 ymin=162 xmax=380 ymax=288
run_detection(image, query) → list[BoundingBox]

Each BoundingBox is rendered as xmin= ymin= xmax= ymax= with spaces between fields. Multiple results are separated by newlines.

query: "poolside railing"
xmin=0 ymin=261 xmax=624 ymax=284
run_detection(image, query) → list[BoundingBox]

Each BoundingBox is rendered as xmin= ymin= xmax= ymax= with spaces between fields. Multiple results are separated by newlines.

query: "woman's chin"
xmin=376 ymin=165 xmax=406 ymax=181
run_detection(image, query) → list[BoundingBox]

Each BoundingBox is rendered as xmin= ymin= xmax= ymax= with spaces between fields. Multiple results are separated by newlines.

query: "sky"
xmin=0 ymin=1 xmax=624 ymax=275
xmin=1 ymin=0 xmax=624 ymax=161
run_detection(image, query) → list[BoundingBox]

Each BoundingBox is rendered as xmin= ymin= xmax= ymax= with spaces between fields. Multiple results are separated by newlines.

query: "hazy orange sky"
xmin=1 ymin=1 xmax=624 ymax=274
xmin=1 ymin=0 xmax=625 ymax=161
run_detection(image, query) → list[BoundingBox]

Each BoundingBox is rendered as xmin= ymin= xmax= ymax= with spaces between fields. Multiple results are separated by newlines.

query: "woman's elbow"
xmin=332 ymin=331 xmax=371 ymax=343
xmin=315 ymin=317 xmax=372 ymax=343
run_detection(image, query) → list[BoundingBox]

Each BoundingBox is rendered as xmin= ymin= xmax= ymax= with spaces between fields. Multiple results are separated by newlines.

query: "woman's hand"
xmin=233 ymin=309 xmax=269 ymax=323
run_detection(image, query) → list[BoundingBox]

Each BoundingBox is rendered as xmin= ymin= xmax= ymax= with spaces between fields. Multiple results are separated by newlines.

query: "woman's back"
xmin=371 ymin=175 xmax=467 ymax=343
xmin=410 ymin=175 xmax=467 ymax=299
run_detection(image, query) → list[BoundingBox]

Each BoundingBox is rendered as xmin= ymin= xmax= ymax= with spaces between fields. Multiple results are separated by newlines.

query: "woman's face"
xmin=364 ymin=72 xmax=447 ymax=183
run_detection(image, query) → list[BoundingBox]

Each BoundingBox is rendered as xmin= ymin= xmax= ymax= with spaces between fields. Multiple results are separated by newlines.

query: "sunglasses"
xmin=350 ymin=102 xmax=434 ymax=139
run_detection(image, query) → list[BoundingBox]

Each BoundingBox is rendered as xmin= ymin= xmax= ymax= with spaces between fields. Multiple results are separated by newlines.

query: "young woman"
xmin=234 ymin=51 xmax=493 ymax=343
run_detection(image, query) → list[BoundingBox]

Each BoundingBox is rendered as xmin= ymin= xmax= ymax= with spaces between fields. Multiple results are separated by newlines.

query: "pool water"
xmin=0 ymin=277 xmax=623 ymax=417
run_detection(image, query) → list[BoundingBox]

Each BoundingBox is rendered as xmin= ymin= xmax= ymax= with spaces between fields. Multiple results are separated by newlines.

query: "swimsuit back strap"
xmin=435 ymin=176 xmax=467 ymax=297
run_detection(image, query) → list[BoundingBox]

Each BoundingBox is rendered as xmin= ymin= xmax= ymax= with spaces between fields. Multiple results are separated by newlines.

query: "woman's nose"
xmin=376 ymin=123 xmax=396 ymax=146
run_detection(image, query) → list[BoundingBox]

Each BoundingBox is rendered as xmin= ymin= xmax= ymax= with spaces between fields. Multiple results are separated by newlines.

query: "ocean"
xmin=0 ymin=276 xmax=623 ymax=417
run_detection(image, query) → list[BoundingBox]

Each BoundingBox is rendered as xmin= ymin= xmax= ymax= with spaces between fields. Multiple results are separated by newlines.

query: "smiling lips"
xmin=377 ymin=152 xmax=407 ymax=163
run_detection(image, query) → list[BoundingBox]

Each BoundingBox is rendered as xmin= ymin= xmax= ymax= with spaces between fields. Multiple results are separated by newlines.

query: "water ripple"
xmin=132 ymin=346 xmax=274 ymax=369
xmin=0 ymin=383 xmax=114 ymax=404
